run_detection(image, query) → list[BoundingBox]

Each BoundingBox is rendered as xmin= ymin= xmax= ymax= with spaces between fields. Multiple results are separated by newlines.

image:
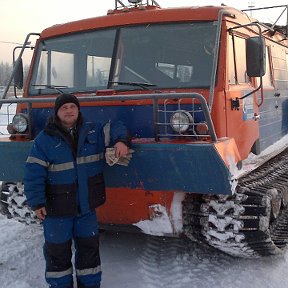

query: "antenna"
xmin=114 ymin=0 xmax=160 ymax=9
xmin=248 ymin=0 xmax=255 ymax=17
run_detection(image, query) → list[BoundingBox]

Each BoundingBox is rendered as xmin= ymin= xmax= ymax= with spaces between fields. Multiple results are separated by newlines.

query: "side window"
xmin=51 ymin=52 xmax=74 ymax=87
xmin=228 ymin=34 xmax=250 ymax=84
xmin=35 ymin=51 xmax=48 ymax=86
xmin=257 ymin=46 xmax=273 ymax=87
xmin=35 ymin=51 xmax=74 ymax=88
xmin=155 ymin=63 xmax=193 ymax=82
xmin=270 ymin=46 xmax=288 ymax=86
xmin=86 ymin=56 xmax=111 ymax=87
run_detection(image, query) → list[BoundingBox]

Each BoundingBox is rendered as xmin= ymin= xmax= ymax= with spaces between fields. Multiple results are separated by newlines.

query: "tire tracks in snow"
xmin=137 ymin=235 xmax=244 ymax=288
xmin=137 ymin=234 xmax=288 ymax=288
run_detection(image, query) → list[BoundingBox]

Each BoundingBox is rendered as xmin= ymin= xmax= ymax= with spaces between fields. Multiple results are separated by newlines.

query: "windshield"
xmin=29 ymin=22 xmax=217 ymax=95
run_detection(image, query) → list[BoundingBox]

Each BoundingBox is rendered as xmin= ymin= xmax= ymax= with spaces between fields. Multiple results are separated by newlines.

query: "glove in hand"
xmin=105 ymin=147 xmax=134 ymax=166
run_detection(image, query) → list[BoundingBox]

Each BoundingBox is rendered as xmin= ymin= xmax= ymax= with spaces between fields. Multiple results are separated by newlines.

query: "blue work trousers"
xmin=43 ymin=210 xmax=101 ymax=288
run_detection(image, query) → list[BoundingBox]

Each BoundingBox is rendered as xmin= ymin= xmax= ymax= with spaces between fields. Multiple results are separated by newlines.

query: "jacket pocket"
xmin=86 ymin=130 xmax=97 ymax=144
xmin=88 ymin=173 xmax=106 ymax=208
xmin=46 ymin=183 xmax=78 ymax=216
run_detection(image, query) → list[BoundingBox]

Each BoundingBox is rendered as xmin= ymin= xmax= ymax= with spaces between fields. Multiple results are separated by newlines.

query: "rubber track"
xmin=183 ymin=148 xmax=288 ymax=257
xmin=0 ymin=183 xmax=39 ymax=224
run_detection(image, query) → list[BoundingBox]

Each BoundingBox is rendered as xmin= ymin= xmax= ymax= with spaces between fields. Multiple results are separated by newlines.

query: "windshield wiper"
xmin=32 ymin=84 xmax=68 ymax=94
xmin=109 ymin=81 xmax=156 ymax=91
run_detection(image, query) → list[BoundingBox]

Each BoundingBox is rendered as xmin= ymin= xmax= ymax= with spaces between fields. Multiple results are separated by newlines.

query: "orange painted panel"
xmin=97 ymin=188 xmax=174 ymax=224
xmin=214 ymin=138 xmax=241 ymax=166
xmin=225 ymin=88 xmax=259 ymax=159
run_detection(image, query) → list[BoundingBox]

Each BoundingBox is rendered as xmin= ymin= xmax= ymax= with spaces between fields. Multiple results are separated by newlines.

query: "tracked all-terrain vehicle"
xmin=1 ymin=0 xmax=288 ymax=257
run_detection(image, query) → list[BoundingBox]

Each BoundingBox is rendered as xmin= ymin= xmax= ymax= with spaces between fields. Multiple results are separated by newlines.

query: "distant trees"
xmin=0 ymin=62 xmax=29 ymax=87
xmin=0 ymin=62 xmax=12 ymax=86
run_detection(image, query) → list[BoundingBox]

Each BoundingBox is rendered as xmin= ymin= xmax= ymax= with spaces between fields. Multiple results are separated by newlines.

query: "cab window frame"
xmin=228 ymin=32 xmax=251 ymax=85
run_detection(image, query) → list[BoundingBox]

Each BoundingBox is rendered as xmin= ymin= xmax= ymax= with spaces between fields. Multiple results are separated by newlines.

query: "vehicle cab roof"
xmin=40 ymin=6 xmax=248 ymax=39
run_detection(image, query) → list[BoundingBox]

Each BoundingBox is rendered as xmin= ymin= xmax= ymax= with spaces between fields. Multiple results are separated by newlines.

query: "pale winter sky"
xmin=0 ymin=0 xmax=287 ymax=64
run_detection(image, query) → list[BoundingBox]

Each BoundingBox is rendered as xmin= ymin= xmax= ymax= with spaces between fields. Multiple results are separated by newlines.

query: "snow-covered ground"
xmin=1 ymin=214 xmax=288 ymax=288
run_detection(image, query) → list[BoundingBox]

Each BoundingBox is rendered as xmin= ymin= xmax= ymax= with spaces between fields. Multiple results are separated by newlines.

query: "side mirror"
xmin=246 ymin=36 xmax=266 ymax=77
xmin=14 ymin=59 xmax=24 ymax=89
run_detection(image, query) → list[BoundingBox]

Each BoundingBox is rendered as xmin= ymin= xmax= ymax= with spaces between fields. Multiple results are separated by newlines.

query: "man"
xmin=24 ymin=93 xmax=129 ymax=288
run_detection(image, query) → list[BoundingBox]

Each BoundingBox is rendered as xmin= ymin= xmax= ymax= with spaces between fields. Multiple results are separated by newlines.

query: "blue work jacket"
xmin=24 ymin=115 xmax=128 ymax=216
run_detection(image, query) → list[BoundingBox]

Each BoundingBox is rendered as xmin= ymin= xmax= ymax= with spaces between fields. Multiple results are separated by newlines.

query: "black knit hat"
xmin=54 ymin=94 xmax=80 ymax=115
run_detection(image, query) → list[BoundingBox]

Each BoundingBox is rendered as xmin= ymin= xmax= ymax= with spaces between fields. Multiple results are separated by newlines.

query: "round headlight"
xmin=12 ymin=114 xmax=28 ymax=133
xmin=170 ymin=111 xmax=193 ymax=133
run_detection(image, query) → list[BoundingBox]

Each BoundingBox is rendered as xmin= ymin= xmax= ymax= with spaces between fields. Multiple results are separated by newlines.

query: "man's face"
xmin=57 ymin=103 xmax=79 ymax=128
